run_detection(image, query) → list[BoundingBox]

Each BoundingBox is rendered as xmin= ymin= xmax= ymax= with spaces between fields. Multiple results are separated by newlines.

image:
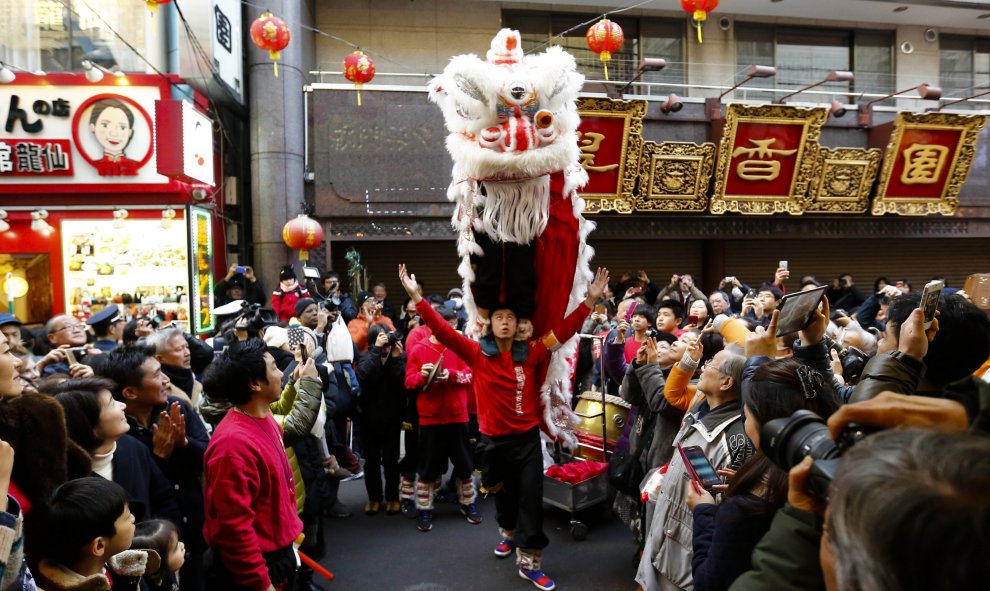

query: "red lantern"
xmin=282 ymin=214 xmax=324 ymax=261
xmin=343 ymin=51 xmax=376 ymax=107
xmin=681 ymin=0 xmax=720 ymax=44
xmin=250 ymin=11 xmax=291 ymax=77
xmin=585 ymin=18 xmax=624 ymax=81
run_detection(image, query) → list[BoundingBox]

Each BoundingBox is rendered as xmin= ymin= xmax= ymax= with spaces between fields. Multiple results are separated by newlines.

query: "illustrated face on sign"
xmin=89 ymin=99 xmax=135 ymax=157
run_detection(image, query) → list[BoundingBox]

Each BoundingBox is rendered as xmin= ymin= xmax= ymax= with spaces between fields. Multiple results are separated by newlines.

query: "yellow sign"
xmin=899 ymin=144 xmax=949 ymax=185
xmin=732 ymin=138 xmax=798 ymax=181
xmin=578 ymin=132 xmax=619 ymax=173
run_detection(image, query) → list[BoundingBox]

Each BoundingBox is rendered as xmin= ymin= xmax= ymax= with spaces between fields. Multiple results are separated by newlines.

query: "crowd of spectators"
xmin=0 ymin=259 xmax=985 ymax=591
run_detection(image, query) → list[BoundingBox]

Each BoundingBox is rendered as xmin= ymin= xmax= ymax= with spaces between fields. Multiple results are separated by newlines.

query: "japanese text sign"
xmin=873 ymin=112 xmax=987 ymax=215
xmin=576 ymin=98 xmax=646 ymax=214
xmin=189 ymin=206 xmax=215 ymax=335
xmin=710 ymin=104 xmax=827 ymax=215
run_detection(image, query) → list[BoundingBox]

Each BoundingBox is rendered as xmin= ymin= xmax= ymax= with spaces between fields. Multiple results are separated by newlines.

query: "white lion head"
xmin=429 ymin=29 xmax=584 ymax=179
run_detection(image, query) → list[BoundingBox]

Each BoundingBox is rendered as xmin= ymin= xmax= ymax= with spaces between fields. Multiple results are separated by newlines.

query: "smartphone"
xmin=688 ymin=314 xmax=699 ymax=326
xmin=775 ymin=285 xmax=828 ymax=337
xmin=235 ymin=265 xmax=246 ymax=274
xmin=919 ymin=280 xmax=944 ymax=330
xmin=779 ymin=260 xmax=788 ymax=271
xmin=678 ymin=444 xmax=721 ymax=491
xmin=624 ymin=303 xmax=637 ymax=323
xmin=299 ymin=342 xmax=309 ymax=364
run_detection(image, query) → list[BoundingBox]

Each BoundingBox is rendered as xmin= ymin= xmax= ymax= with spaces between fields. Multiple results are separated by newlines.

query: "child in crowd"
xmin=132 ymin=519 xmax=184 ymax=591
xmin=33 ymin=477 xmax=157 ymax=591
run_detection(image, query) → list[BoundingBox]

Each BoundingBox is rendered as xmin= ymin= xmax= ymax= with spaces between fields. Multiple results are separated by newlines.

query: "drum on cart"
xmin=573 ymin=391 xmax=631 ymax=461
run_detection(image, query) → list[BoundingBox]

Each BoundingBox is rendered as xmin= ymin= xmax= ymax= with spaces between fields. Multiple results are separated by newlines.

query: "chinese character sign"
xmin=0 ymin=139 xmax=72 ymax=176
xmin=575 ymin=98 xmax=647 ymax=214
xmin=710 ymin=104 xmax=827 ymax=215
xmin=873 ymin=112 xmax=987 ymax=215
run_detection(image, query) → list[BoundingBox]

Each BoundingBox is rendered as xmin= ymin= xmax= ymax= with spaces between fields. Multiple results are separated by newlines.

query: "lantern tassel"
xmin=300 ymin=249 xmax=309 ymax=262
xmin=274 ymin=61 xmax=279 ymax=77
xmin=356 ymin=82 xmax=363 ymax=107
xmin=694 ymin=10 xmax=708 ymax=44
xmin=603 ymin=63 xmax=609 ymax=81
xmin=697 ymin=21 xmax=703 ymax=44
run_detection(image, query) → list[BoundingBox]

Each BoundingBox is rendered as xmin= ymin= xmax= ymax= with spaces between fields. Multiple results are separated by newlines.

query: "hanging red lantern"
xmin=681 ymin=0 xmax=720 ymax=44
xmin=282 ymin=214 xmax=324 ymax=261
xmin=585 ymin=18 xmax=624 ymax=81
xmin=342 ymin=51 xmax=376 ymax=107
xmin=250 ymin=11 xmax=291 ymax=77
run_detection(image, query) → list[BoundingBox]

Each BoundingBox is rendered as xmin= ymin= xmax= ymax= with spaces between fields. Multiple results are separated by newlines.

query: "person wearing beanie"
xmin=272 ymin=265 xmax=309 ymax=322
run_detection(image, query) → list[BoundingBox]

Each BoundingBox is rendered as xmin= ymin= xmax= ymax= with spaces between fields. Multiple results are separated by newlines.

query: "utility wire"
xmin=524 ymin=0 xmax=659 ymax=54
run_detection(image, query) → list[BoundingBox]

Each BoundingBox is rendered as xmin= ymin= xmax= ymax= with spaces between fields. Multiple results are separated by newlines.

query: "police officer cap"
xmin=86 ymin=305 xmax=123 ymax=331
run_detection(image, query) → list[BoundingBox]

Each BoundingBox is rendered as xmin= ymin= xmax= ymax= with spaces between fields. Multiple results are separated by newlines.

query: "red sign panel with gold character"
xmin=575 ymin=98 xmax=646 ymax=214
xmin=710 ymin=104 xmax=827 ymax=215
xmin=873 ymin=112 xmax=987 ymax=215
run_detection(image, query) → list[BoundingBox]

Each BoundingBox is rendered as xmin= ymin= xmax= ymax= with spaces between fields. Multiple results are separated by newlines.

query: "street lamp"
xmin=858 ymin=83 xmax=942 ymax=127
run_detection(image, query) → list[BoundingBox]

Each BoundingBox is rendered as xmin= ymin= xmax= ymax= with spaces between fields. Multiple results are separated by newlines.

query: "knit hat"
xmin=447 ymin=288 xmax=463 ymax=299
xmin=295 ymin=297 xmax=316 ymax=317
xmin=280 ymin=264 xmax=296 ymax=282
xmin=357 ymin=291 xmax=374 ymax=305
xmin=263 ymin=326 xmax=289 ymax=349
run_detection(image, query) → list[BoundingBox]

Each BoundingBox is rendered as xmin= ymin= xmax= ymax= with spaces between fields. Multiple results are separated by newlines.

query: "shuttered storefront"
xmin=330 ymin=236 xmax=990 ymax=302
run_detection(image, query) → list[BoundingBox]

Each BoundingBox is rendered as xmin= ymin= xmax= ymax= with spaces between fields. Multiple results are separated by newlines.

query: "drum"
xmin=573 ymin=391 xmax=631 ymax=461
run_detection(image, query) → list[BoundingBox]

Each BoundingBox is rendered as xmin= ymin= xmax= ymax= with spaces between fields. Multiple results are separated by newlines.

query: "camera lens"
xmin=760 ymin=409 xmax=840 ymax=471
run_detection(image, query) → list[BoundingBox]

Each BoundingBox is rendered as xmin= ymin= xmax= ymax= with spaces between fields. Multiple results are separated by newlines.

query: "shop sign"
xmin=189 ymin=206 xmax=215 ymax=335
xmin=212 ymin=0 xmax=244 ymax=103
xmin=576 ymin=98 xmax=647 ymax=214
xmin=637 ymin=141 xmax=716 ymax=212
xmin=710 ymin=104 xmax=828 ymax=215
xmin=873 ymin=112 xmax=988 ymax=215
xmin=156 ymin=100 xmax=216 ymax=186
xmin=0 ymin=78 xmax=172 ymax=192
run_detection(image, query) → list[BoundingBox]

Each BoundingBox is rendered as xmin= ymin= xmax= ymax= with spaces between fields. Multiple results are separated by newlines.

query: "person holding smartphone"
xmin=637 ymin=347 xmax=750 ymax=591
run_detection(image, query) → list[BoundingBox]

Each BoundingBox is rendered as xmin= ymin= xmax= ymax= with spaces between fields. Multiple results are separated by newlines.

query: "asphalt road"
xmin=317 ymin=477 xmax=638 ymax=591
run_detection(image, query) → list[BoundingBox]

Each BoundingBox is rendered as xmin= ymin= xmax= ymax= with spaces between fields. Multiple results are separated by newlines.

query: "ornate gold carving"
xmin=710 ymin=104 xmax=828 ymax=215
xmin=805 ymin=147 xmax=881 ymax=214
xmin=576 ymin=98 xmax=647 ymax=214
xmin=636 ymin=141 xmax=716 ymax=212
xmin=873 ymin=112 xmax=987 ymax=216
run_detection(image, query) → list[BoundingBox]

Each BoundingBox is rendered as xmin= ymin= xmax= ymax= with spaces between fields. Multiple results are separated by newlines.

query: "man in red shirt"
xmin=202 ymin=339 xmax=313 ymax=591
xmin=399 ymin=264 xmax=609 ymax=591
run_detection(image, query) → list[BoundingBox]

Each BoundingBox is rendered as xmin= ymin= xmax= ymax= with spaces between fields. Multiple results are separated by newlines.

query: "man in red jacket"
xmin=202 ymin=339 xmax=313 ymax=591
xmin=399 ymin=264 xmax=609 ymax=591
xmin=404 ymin=305 xmax=478 ymax=532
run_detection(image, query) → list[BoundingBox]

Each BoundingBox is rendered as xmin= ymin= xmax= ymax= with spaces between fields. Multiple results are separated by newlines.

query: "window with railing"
xmin=734 ymin=23 xmax=894 ymax=101
xmin=0 ymin=0 xmax=148 ymax=74
xmin=940 ymin=35 xmax=990 ymax=109
xmin=502 ymin=11 xmax=684 ymax=95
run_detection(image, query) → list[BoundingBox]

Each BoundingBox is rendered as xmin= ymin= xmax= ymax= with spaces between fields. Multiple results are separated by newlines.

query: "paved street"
xmin=319 ymin=478 xmax=637 ymax=590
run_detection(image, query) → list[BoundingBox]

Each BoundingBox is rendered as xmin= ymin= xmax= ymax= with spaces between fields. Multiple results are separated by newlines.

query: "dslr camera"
xmin=760 ymin=409 xmax=876 ymax=500
xmin=222 ymin=302 xmax=278 ymax=337
xmin=823 ymin=335 xmax=870 ymax=383
xmin=386 ymin=331 xmax=401 ymax=345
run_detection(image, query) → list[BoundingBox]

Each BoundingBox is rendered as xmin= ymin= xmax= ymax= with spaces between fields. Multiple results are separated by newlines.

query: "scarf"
xmin=161 ymin=363 xmax=195 ymax=398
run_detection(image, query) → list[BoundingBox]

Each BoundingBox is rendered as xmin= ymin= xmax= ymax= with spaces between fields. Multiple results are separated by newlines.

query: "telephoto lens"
xmin=760 ymin=409 xmax=840 ymax=499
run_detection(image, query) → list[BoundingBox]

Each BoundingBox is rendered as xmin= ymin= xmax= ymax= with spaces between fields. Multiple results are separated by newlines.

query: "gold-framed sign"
xmin=872 ymin=112 xmax=987 ymax=216
xmin=576 ymin=97 xmax=647 ymax=214
xmin=710 ymin=104 xmax=828 ymax=215
xmin=804 ymin=147 xmax=881 ymax=214
xmin=637 ymin=141 xmax=716 ymax=212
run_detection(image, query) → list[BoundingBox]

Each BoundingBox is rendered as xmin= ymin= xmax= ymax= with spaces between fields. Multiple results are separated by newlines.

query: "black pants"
xmin=479 ymin=428 xmax=548 ymax=550
xmin=418 ymin=422 xmax=474 ymax=481
xmin=399 ymin=419 xmax=419 ymax=480
xmin=362 ymin=427 xmax=400 ymax=503
xmin=471 ymin=231 xmax=536 ymax=318
xmin=205 ymin=544 xmax=298 ymax=590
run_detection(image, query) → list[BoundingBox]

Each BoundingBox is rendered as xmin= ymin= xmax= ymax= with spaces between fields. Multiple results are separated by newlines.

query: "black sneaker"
xmin=417 ymin=510 xmax=433 ymax=532
xmin=460 ymin=503 xmax=482 ymax=525
xmin=400 ymin=499 xmax=417 ymax=519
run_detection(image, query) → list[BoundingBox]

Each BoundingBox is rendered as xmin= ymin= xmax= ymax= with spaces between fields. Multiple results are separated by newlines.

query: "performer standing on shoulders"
xmin=399 ymin=264 xmax=609 ymax=591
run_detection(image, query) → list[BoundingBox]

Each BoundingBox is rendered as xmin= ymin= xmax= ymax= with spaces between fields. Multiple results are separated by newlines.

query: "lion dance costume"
xmin=428 ymin=28 xmax=594 ymax=450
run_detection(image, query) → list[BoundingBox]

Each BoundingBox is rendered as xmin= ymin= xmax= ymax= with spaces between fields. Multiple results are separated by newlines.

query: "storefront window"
xmin=0 ymin=0 xmax=149 ymax=73
xmin=62 ymin=219 xmax=190 ymax=322
xmin=940 ymin=35 xmax=990 ymax=109
xmin=735 ymin=24 xmax=894 ymax=100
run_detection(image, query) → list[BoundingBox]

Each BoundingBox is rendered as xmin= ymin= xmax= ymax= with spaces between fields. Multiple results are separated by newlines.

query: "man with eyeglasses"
xmin=37 ymin=314 xmax=101 ymax=377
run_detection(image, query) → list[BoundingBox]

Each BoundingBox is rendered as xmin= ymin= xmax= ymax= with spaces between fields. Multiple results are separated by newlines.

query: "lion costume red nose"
xmin=479 ymin=109 xmax=556 ymax=153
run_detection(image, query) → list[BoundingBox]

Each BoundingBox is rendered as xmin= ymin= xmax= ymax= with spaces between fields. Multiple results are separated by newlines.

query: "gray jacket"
xmin=619 ymin=361 xmax=685 ymax=473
